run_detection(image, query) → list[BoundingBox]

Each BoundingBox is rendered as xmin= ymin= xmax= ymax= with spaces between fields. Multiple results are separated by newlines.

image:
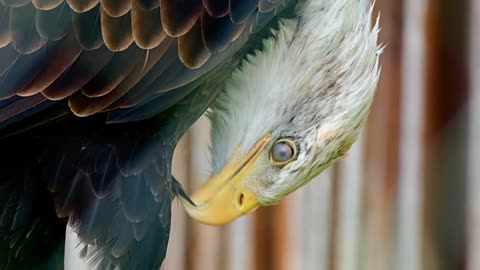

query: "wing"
xmin=0 ymin=1 xmax=296 ymax=269
xmin=0 ymin=82 xmax=218 ymax=270
xmin=0 ymin=0 xmax=293 ymax=128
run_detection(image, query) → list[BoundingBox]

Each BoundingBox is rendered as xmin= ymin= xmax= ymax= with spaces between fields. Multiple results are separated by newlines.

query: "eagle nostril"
xmin=238 ymin=193 xmax=245 ymax=207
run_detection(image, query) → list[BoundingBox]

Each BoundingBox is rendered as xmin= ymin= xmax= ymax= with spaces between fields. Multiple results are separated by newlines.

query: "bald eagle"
xmin=0 ymin=0 xmax=380 ymax=269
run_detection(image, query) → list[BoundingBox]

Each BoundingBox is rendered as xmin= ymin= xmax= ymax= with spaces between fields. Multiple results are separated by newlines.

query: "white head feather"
xmin=208 ymin=0 xmax=382 ymax=204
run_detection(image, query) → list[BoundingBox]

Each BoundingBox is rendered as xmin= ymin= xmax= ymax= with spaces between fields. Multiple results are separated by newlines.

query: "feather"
xmin=149 ymin=26 xmax=249 ymax=92
xmin=250 ymin=9 xmax=274 ymax=33
xmin=41 ymin=45 xmax=113 ymax=100
xmin=125 ymin=213 xmax=170 ymax=269
xmin=74 ymin=201 xmax=116 ymax=243
xmin=0 ymin=4 xmax=11 ymax=48
xmin=201 ymin=10 xmax=246 ymax=52
xmin=131 ymin=221 xmax=148 ymax=241
xmin=258 ymin=0 xmax=278 ymax=12
xmin=115 ymin=136 xmax=150 ymax=176
xmin=35 ymin=2 xmax=72 ymax=41
xmin=100 ymin=0 xmax=131 ymax=17
xmin=10 ymin=179 xmax=33 ymax=232
xmin=134 ymin=0 xmax=158 ymax=11
xmin=111 ymin=41 xmax=180 ymax=109
xmin=106 ymin=82 xmax=198 ymax=123
xmin=32 ymin=0 xmax=64 ymax=10
xmin=143 ymin=163 xmax=167 ymax=198
xmin=229 ymin=0 xmax=258 ymax=24
xmin=81 ymin=44 xmax=143 ymax=97
xmin=53 ymin=170 xmax=90 ymax=218
xmin=178 ymin=19 xmax=211 ymax=69
xmin=66 ymin=0 xmax=99 ymax=13
xmin=160 ymin=0 xmax=203 ymax=37
xmin=0 ymin=44 xmax=17 ymax=77
xmin=202 ymin=0 xmax=228 ymax=17
xmin=0 ymin=94 xmax=47 ymax=127
xmin=109 ymin=221 xmax=134 ymax=259
xmin=119 ymin=174 xmax=153 ymax=223
xmin=131 ymin=3 xmax=166 ymax=49
xmin=0 ymin=49 xmax=46 ymax=99
xmin=68 ymin=38 xmax=173 ymax=116
xmin=1 ymin=0 xmax=30 ymax=8
xmin=72 ymin=4 xmax=103 ymax=50
xmin=107 ymin=25 xmax=249 ymax=123
xmin=9 ymin=3 xmax=48 ymax=54
xmin=0 ymin=191 xmax=17 ymax=232
xmin=87 ymin=146 xmax=119 ymax=198
xmin=19 ymin=33 xmax=82 ymax=96
xmin=100 ymin=9 xmax=133 ymax=51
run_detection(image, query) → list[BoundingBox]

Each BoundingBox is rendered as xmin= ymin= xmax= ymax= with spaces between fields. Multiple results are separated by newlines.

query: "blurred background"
xmin=164 ymin=0 xmax=478 ymax=269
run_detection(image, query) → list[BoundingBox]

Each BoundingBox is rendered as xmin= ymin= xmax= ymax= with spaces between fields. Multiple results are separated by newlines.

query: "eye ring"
xmin=269 ymin=139 xmax=298 ymax=167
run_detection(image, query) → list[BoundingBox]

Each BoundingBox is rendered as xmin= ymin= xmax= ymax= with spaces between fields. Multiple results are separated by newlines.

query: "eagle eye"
xmin=270 ymin=139 xmax=297 ymax=166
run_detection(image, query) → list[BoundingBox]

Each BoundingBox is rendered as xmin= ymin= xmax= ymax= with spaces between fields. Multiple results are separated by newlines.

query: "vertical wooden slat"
xmin=275 ymin=194 xmax=303 ymax=270
xmin=334 ymin=134 xmax=366 ymax=270
xmin=422 ymin=0 xmax=469 ymax=268
xmin=303 ymin=169 xmax=334 ymax=270
xmin=395 ymin=0 xmax=427 ymax=268
xmin=286 ymin=190 xmax=306 ymax=270
xmin=467 ymin=0 xmax=480 ymax=269
xmin=253 ymin=206 xmax=276 ymax=270
xmin=271 ymin=168 xmax=333 ymax=270
xmin=226 ymin=216 xmax=254 ymax=270
xmin=363 ymin=0 xmax=403 ymax=269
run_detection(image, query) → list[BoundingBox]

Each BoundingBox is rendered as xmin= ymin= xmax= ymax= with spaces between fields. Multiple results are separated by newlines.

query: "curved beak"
xmin=180 ymin=133 xmax=272 ymax=226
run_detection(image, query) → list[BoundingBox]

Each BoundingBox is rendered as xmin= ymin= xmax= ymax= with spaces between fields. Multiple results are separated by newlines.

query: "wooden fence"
xmin=163 ymin=0 xmax=476 ymax=269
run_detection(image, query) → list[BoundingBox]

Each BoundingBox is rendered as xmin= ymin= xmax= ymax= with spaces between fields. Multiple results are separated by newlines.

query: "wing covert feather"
xmin=0 ymin=4 xmax=11 ymax=47
xmin=100 ymin=0 xmax=131 ymax=17
xmin=10 ymin=3 xmax=47 ymax=54
xmin=100 ymin=10 xmax=133 ymax=51
xmin=0 ymin=0 xmax=295 ymax=128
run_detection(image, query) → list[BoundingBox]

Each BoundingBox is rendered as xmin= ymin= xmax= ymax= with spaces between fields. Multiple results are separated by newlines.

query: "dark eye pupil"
xmin=272 ymin=142 xmax=294 ymax=162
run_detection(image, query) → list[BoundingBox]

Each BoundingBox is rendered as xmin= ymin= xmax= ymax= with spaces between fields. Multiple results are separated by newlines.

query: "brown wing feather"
xmin=134 ymin=0 xmax=158 ymax=11
xmin=160 ymin=0 xmax=203 ymax=37
xmin=41 ymin=45 xmax=113 ymax=100
xmin=100 ymin=0 xmax=131 ymax=17
xmin=18 ymin=33 xmax=82 ymax=96
xmin=203 ymin=0 xmax=228 ymax=17
xmin=72 ymin=4 xmax=103 ymax=50
xmin=0 ymin=49 xmax=46 ymax=99
xmin=66 ymin=0 xmax=99 ymax=13
xmin=81 ymin=44 xmax=143 ymax=97
xmin=10 ymin=3 xmax=48 ymax=54
xmin=35 ymin=3 xmax=72 ymax=40
xmin=32 ymin=0 xmax=64 ymax=10
xmin=178 ymin=18 xmax=211 ymax=69
xmin=69 ymin=38 xmax=173 ymax=116
xmin=131 ymin=2 xmax=166 ymax=49
xmin=1 ymin=0 xmax=291 ymax=125
xmin=100 ymin=10 xmax=133 ymax=51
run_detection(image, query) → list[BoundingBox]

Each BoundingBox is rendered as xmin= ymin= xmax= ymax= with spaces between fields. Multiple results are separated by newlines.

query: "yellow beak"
xmin=181 ymin=133 xmax=272 ymax=226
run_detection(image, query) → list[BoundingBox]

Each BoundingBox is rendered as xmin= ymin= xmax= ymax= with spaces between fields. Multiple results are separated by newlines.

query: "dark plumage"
xmin=0 ymin=0 xmax=295 ymax=269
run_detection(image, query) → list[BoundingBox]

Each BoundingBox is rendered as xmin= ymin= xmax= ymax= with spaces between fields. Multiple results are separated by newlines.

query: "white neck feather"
xmin=208 ymin=0 xmax=380 ymax=180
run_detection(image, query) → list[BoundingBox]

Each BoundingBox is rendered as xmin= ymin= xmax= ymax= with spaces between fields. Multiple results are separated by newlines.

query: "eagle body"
xmin=0 ymin=0 xmax=380 ymax=269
